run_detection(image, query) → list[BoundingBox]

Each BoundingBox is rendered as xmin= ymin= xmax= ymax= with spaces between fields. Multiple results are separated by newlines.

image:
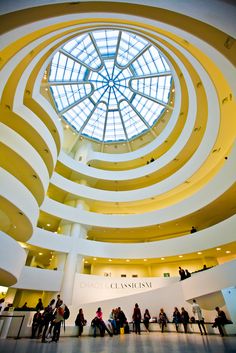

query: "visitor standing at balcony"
xmin=185 ymin=269 xmax=191 ymax=278
xmin=192 ymin=299 xmax=207 ymax=335
xmin=35 ymin=298 xmax=44 ymax=311
xmin=132 ymin=303 xmax=141 ymax=334
xmin=179 ymin=267 xmax=186 ymax=280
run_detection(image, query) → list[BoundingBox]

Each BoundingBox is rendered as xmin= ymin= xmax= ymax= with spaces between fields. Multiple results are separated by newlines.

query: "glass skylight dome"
xmin=49 ymin=29 xmax=172 ymax=143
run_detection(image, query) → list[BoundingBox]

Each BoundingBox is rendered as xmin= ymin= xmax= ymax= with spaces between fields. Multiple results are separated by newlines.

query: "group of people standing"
xmin=31 ymin=294 xmax=66 ymax=343
xmin=179 ymin=267 xmax=191 ymax=281
xmin=75 ymin=300 xmax=231 ymax=338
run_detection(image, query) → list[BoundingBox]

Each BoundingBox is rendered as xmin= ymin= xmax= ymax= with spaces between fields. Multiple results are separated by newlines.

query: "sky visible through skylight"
xmin=49 ymin=29 xmax=172 ymax=142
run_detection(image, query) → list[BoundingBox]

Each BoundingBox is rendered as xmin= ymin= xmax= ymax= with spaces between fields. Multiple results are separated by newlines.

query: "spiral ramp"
xmin=0 ymin=0 xmax=236 ymax=321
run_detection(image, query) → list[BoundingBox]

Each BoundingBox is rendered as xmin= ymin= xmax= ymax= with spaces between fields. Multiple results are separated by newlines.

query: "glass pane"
xmin=49 ymin=29 xmax=173 ymax=142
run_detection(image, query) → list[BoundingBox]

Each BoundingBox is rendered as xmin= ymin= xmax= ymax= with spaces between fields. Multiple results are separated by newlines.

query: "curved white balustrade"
xmin=28 ymin=228 xmax=72 ymax=253
xmin=0 ymin=167 xmax=39 ymax=241
xmin=0 ymin=231 xmax=27 ymax=286
xmin=0 ymin=123 xmax=49 ymax=198
xmin=29 ymin=214 xmax=236 ymax=259
xmin=12 ymin=266 xmax=63 ymax=291
xmin=182 ymin=259 xmax=236 ymax=301
xmin=0 ymin=36 xmax=63 ymax=170
xmin=41 ymin=140 xmax=236 ymax=227
xmin=1 ymin=1 xmax=235 ymax=38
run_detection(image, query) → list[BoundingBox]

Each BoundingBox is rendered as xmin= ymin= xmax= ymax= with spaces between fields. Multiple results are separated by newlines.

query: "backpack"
xmin=63 ymin=305 xmax=70 ymax=320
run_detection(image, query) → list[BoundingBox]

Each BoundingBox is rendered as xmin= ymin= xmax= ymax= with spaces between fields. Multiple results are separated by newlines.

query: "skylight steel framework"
xmin=49 ymin=29 xmax=172 ymax=143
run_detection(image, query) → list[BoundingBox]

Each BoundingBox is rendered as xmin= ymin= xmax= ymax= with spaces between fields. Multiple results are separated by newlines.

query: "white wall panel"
xmin=0 ymin=231 xmax=26 ymax=286
xmin=12 ymin=266 xmax=63 ymax=291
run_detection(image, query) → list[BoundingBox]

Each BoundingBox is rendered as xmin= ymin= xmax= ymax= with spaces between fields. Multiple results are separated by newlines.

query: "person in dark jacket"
xmin=116 ymin=307 xmax=127 ymax=334
xmin=39 ymin=299 xmax=55 ymax=342
xmin=143 ymin=309 xmax=151 ymax=332
xmin=159 ymin=308 xmax=168 ymax=332
xmin=35 ymin=298 xmax=44 ymax=311
xmin=75 ymin=308 xmax=87 ymax=337
xmin=132 ymin=303 xmax=141 ymax=335
xmin=212 ymin=307 xmax=229 ymax=336
xmin=31 ymin=309 xmax=42 ymax=338
xmin=173 ymin=307 xmax=181 ymax=332
xmin=179 ymin=267 xmax=186 ymax=281
xmin=181 ymin=307 xmax=189 ymax=333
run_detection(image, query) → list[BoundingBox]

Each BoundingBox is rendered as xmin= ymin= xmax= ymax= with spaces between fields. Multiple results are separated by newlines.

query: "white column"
xmin=60 ymin=200 xmax=88 ymax=305
xmin=56 ymin=253 xmax=66 ymax=271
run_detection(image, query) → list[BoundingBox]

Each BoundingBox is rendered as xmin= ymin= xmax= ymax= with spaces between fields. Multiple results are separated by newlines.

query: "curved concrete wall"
xmin=29 ymin=214 xmax=236 ymax=259
xmin=0 ymin=231 xmax=27 ymax=286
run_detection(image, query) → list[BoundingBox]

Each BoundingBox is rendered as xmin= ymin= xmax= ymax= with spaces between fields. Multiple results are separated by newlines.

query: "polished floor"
xmin=0 ymin=333 xmax=236 ymax=353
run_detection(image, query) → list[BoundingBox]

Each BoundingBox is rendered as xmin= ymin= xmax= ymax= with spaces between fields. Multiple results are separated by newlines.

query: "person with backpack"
xmin=51 ymin=300 xmax=65 ymax=342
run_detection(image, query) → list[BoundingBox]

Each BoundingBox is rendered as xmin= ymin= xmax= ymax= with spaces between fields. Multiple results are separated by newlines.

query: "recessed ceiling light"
xmin=216 ymin=248 xmax=221 ymax=251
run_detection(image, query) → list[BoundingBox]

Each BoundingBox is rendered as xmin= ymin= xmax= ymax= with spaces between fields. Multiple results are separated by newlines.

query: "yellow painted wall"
xmin=13 ymin=290 xmax=56 ymax=309
xmin=90 ymin=257 xmax=219 ymax=278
